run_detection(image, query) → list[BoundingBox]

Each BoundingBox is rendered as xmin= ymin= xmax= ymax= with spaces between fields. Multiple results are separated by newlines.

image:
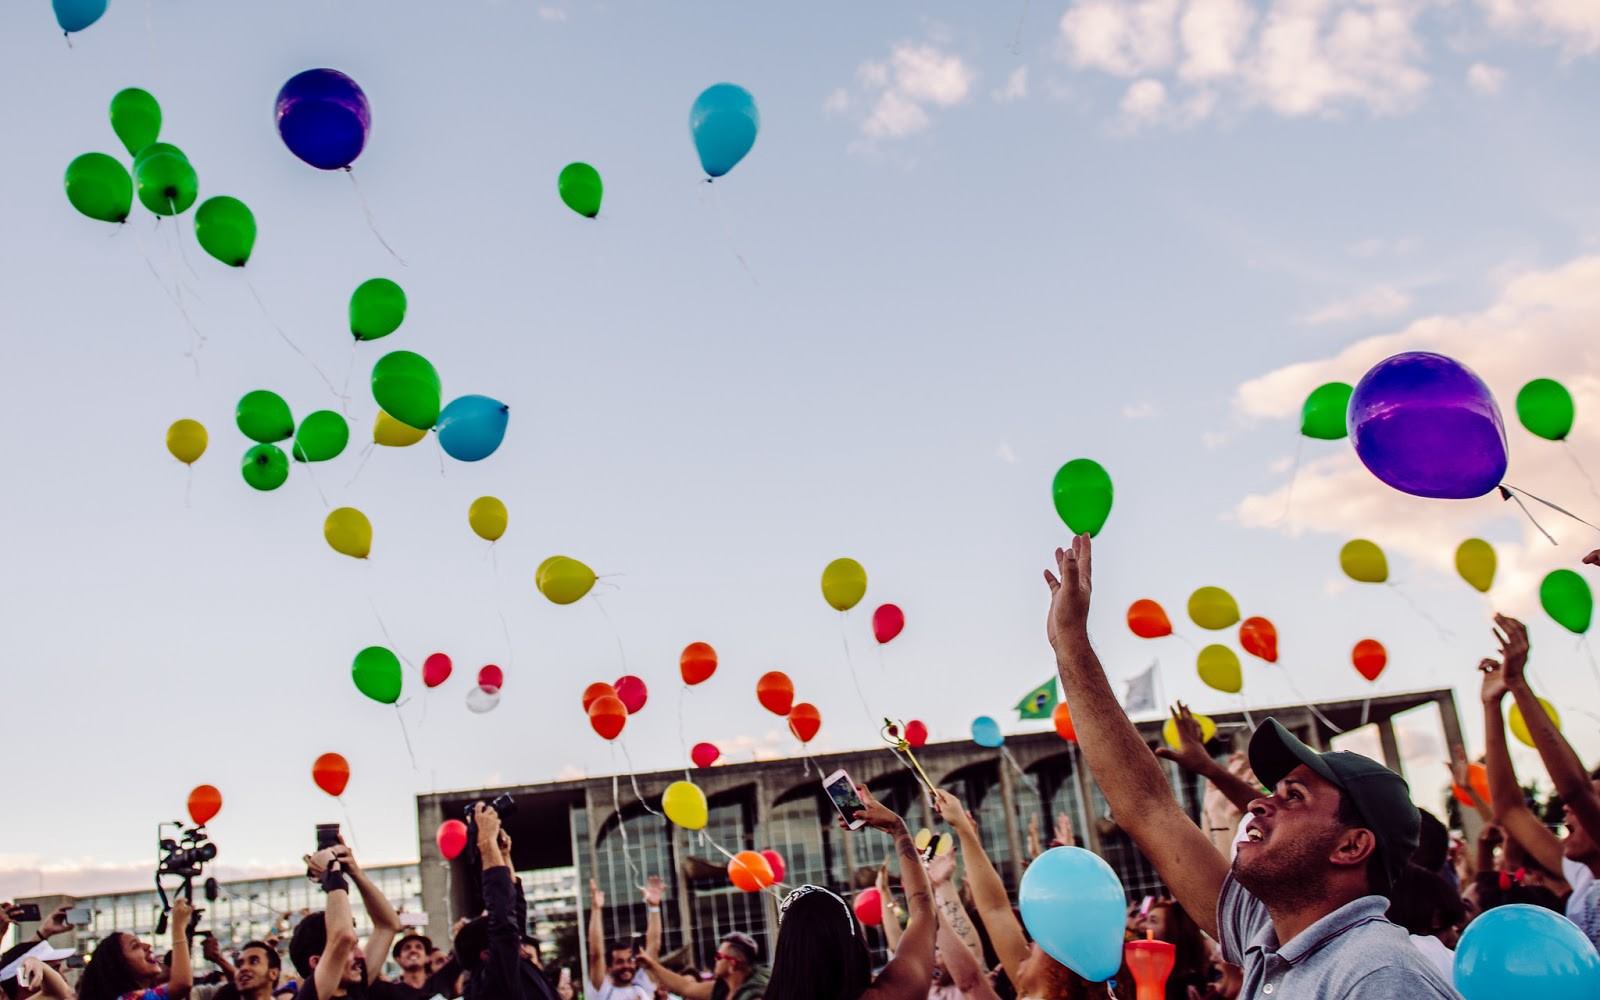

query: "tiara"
xmin=777 ymin=884 xmax=856 ymax=934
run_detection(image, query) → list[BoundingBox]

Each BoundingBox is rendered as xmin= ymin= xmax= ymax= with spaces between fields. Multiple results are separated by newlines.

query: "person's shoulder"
xmin=1344 ymin=960 xmax=1458 ymax=997
xmin=1215 ymin=870 xmax=1269 ymax=960
xmin=1333 ymin=922 xmax=1456 ymax=996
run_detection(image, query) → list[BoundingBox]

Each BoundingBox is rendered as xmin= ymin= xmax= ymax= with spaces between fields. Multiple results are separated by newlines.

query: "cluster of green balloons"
xmin=236 ymin=390 xmax=349 ymax=491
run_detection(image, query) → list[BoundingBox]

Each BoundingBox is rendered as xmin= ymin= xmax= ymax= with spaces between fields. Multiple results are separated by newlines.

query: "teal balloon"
xmin=54 ymin=0 xmax=106 ymax=32
xmin=135 ymin=151 xmax=198 ymax=216
xmin=971 ymin=716 xmax=1003 ymax=748
xmin=371 ymin=351 xmax=442 ymax=430
xmin=1019 ymin=847 xmax=1127 ymax=982
xmin=241 ymin=444 xmax=289 ymax=491
xmin=1454 ymin=903 xmax=1600 ymax=999
xmin=689 ymin=84 xmax=759 ymax=178
xmin=352 ymin=646 xmax=403 ymax=705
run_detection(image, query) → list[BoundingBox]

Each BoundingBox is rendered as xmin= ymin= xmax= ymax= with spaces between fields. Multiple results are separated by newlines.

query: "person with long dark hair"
xmin=764 ymin=784 xmax=933 ymax=1000
xmin=1136 ymin=901 xmax=1212 ymax=1000
xmin=77 ymin=897 xmax=193 ymax=1000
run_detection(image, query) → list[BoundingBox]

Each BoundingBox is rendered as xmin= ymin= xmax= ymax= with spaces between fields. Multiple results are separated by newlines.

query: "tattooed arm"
xmin=928 ymin=851 xmax=983 ymax=962
xmin=849 ymin=785 xmax=935 ymax=1000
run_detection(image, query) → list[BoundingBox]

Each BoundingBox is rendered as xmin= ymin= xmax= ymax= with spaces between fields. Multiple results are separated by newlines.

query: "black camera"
xmin=155 ymin=823 xmax=215 ymax=937
xmin=460 ymin=794 xmax=517 ymax=865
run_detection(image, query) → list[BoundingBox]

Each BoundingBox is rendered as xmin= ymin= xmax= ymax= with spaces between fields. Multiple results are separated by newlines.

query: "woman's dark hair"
xmin=1153 ymin=901 xmax=1210 ymax=989
xmin=1473 ymin=870 xmax=1566 ymax=913
xmin=1387 ymin=865 xmax=1466 ymax=936
xmin=76 ymin=932 xmax=146 ymax=1000
xmin=1412 ymin=810 xmax=1449 ymax=873
xmin=765 ymin=890 xmax=872 ymax=1000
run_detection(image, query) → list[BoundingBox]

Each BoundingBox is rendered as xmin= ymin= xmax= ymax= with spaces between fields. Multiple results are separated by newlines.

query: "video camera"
xmin=461 ymin=793 xmax=517 ymax=865
xmin=155 ymin=822 xmax=218 ymax=937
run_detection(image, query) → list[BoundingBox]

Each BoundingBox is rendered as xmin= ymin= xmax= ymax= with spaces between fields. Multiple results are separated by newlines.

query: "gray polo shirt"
xmin=1217 ymin=872 xmax=1461 ymax=998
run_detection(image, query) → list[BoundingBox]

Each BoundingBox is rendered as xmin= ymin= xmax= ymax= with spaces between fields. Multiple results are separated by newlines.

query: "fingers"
xmin=1478 ymin=658 xmax=1499 ymax=673
xmin=1154 ymin=748 xmax=1175 ymax=762
xmin=1044 ymin=570 xmax=1060 ymax=592
xmin=1078 ymin=533 xmax=1092 ymax=584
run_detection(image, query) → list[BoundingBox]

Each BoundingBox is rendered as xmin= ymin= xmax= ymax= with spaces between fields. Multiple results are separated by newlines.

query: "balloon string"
xmin=1502 ymin=483 xmax=1600 ymax=537
xmin=1360 ymin=696 xmax=1372 ymax=728
xmin=488 ymin=546 xmax=515 ymax=668
xmin=345 ymin=442 xmax=376 ymax=488
xmin=365 ymin=591 xmax=417 ymax=671
xmin=1237 ymin=694 xmax=1256 ymax=734
xmin=1000 ymin=746 xmax=1027 ymax=779
xmin=1562 ymin=443 xmax=1600 ymax=511
xmin=838 ymin=615 xmax=874 ymax=730
xmin=1008 ymin=0 xmax=1031 ymax=54
xmin=592 ymin=595 xmax=629 ymax=674
xmin=131 ymin=217 xmax=204 ymax=373
xmin=1500 ymin=486 xmax=1559 ymax=545
xmin=1386 ymin=582 xmax=1454 ymax=640
xmin=167 ymin=197 xmax=202 ymax=284
xmin=243 ymin=274 xmax=345 ymax=403
xmin=393 ymin=704 xmax=418 ymax=770
xmin=345 ymin=168 xmax=407 ymax=266
xmin=341 ymin=340 xmax=359 ymax=415
xmin=619 ymin=742 xmax=665 ymax=819
xmin=336 ymin=795 xmax=362 ymax=855
xmin=1281 ymin=674 xmax=1344 ymax=734
xmin=705 ymin=182 xmax=758 ymax=286
xmin=301 ymin=453 xmax=332 ymax=509
xmin=608 ymin=746 xmax=643 ymax=890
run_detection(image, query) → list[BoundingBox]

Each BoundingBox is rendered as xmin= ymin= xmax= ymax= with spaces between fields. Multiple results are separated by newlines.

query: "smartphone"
xmin=12 ymin=903 xmax=40 ymax=922
xmin=66 ymin=906 xmax=92 ymax=925
xmin=398 ymin=912 xmax=430 ymax=928
xmin=65 ymin=955 xmax=85 ymax=970
xmin=316 ymin=823 xmax=341 ymax=851
xmin=823 ymin=769 xmax=867 ymax=831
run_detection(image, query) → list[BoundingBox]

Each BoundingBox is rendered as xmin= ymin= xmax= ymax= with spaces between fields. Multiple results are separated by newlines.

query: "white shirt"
xmin=1408 ymin=934 xmax=1456 ymax=989
xmin=1561 ymin=857 xmax=1600 ymax=946
xmin=592 ymin=969 xmax=655 ymax=1000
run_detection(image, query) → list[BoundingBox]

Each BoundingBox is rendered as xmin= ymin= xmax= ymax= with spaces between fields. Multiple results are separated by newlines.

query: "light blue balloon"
xmin=689 ymin=83 xmax=759 ymax=179
xmin=971 ymin=716 xmax=1003 ymax=748
xmin=1019 ymin=847 xmax=1127 ymax=983
xmin=436 ymin=394 xmax=509 ymax=462
xmin=1455 ymin=903 xmax=1600 ymax=999
xmin=53 ymin=0 xmax=107 ymax=32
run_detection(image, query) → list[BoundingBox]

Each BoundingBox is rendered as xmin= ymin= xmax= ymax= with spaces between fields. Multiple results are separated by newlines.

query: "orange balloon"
xmin=788 ymin=703 xmax=822 ymax=743
xmin=1239 ymin=617 xmax=1278 ymax=663
xmin=187 ymin=785 xmax=223 ymax=826
xmin=1453 ymin=762 xmax=1490 ymax=807
xmin=582 ymin=681 xmax=617 ymax=713
xmin=588 ymin=694 xmax=628 ymax=741
xmin=1352 ymin=639 xmax=1387 ymax=682
xmin=757 ymin=672 xmax=794 ymax=716
xmin=681 ymin=642 xmax=718 ymax=686
xmin=727 ymin=850 xmax=776 ymax=892
xmin=1127 ymin=600 xmax=1172 ymax=639
xmin=312 ymin=753 xmax=351 ymax=798
xmin=1052 ymin=702 xmax=1077 ymax=742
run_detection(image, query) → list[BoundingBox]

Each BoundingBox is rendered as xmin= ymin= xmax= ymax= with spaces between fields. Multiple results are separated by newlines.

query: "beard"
xmin=1232 ymin=827 xmax=1338 ymax=910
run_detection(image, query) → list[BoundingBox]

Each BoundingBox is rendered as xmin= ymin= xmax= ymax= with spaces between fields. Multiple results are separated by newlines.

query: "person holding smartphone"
xmin=76 ymin=896 xmax=194 ymax=1000
xmin=288 ymin=838 xmax=403 ymax=1000
xmin=0 ymin=904 xmax=78 ymax=975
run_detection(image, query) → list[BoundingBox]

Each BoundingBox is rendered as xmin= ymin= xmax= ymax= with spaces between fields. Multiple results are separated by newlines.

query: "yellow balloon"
xmin=1188 ymin=587 xmax=1240 ymax=630
xmin=1455 ymin=539 xmax=1495 ymax=594
xmin=1162 ymin=712 xmax=1218 ymax=750
xmin=662 ymin=780 xmax=708 ymax=830
xmin=1339 ymin=539 xmax=1388 ymax=584
xmin=1508 ymin=698 xmax=1561 ymax=749
xmin=1197 ymin=645 xmax=1242 ymax=693
xmin=324 ymin=507 xmax=372 ymax=559
xmin=166 ymin=419 xmax=208 ymax=465
xmin=537 ymin=555 xmax=596 ymax=605
xmin=374 ymin=409 xmax=427 ymax=447
xmin=469 ymin=496 xmax=508 ymax=542
xmin=821 ymin=557 xmax=868 ymax=612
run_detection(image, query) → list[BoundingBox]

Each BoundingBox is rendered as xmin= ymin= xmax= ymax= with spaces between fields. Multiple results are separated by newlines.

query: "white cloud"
xmin=864 ymin=90 xmax=932 ymax=138
xmin=1479 ymin=0 xmax=1600 ymax=55
xmin=997 ymin=442 xmax=1020 ymax=464
xmin=834 ymin=41 xmax=977 ymax=143
xmin=891 ymin=44 xmax=977 ymax=105
xmin=1248 ymin=0 xmax=1429 ymax=117
xmin=993 ymin=66 xmax=1030 ymax=103
xmin=1059 ymin=0 xmax=1182 ymax=76
xmin=1300 ymin=285 xmax=1413 ymax=326
xmin=1180 ymin=0 xmax=1256 ymax=81
xmin=1123 ymin=400 xmax=1161 ymax=419
xmin=1121 ymin=77 xmax=1171 ymax=119
xmin=1467 ymin=62 xmax=1507 ymax=94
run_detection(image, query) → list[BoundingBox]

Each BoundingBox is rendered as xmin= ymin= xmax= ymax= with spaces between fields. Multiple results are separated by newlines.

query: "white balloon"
xmin=465 ymin=685 xmax=501 ymax=714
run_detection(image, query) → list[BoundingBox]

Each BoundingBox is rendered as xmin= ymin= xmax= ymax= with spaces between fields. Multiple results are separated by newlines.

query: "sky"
xmin=3 ymin=0 xmax=1600 ymax=897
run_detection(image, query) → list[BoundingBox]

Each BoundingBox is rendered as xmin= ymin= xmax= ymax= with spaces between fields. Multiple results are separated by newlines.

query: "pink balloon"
xmin=854 ymin=887 xmax=883 ymax=927
xmin=904 ymin=720 xmax=928 ymax=748
xmin=872 ymin=604 xmax=905 ymax=644
xmin=436 ymin=819 xmax=469 ymax=861
xmin=614 ymin=675 xmax=648 ymax=714
xmin=691 ymin=742 xmax=720 ymax=768
xmin=423 ymin=653 xmax=452 ymax=688
xmin=761 ymin=849 xmax=786 ymax=884
xmin=478 ymin=664 xmax=504 ymax=693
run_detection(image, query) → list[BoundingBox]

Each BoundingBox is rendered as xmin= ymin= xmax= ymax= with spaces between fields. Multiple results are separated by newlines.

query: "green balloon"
xmin=1301 ymin=382 xmax=1353 ymax=440
xmin=236 ymin=390 xmax=294 ymax=443
xmin=1051 ymin=459 xmax=1114 ymax=537
xmin=350 ymin=279 xmax=407 ymax=341
xmin=132 ymin=142 xmax=187 ymax=172
xmin=241 ymin=443 xmax=289 ymax=491
xmin=1516 ymin=378 xmax=1574 ymax=442
xmin=352 ymin=646 xmax=403 ymax=704
xmin=558 ymin=162 xmax=603 ymax=218
xmin=64 ymin=153 xmax=131 ymax=223
xmin=371 ymin=351 xmax=442 ymax=430
xmin=293 ymin=410 xmax=350 ymax=463
xmin=110 ymin=88 xmax=162 ymax=157
xmin=194 ymin=196 xmax=256 ymax=267
xmin=135 ymin=151 xmax=198 ymax=216
xmin=1540 ymin=569 xmax=1592 ymax=634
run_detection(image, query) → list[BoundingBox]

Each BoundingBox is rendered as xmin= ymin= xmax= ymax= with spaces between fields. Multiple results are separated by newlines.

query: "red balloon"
xmin=582 ymin=682 xmax=617 ymax=713
xmin=1453 ymin=762 xmax=1490 ymax=807
xmin=187 ymin=785 xmax=223 ymax=826
xmin=477 ymin=664 xmax=504 ymax=693
xmin=436 ymin=819 xmax=469 ymax=861
xmin=761 ymin=849 xmax=786 ymax=884
xmin=1239 ymin=617 xmax=1279 ymax=663
xmin=691 ymin=742 xmax=721 ymax=768
xmin=728 ymin=851 xmax=776 ymax=892
xmin=588 ymin=694 xmax=628 ymax=741
xmin=613 ymin=675 xmax=648 ymax=714
xmin=872 ymin=604 xmax=905 ymax=644
xmin=680 ymin=642 xmax=718 ymax=686
xmin=788 ymin=703 xmax=822 ymax=743
xmin=854 ymin=886 xmax=883 ymax=927
xmin=1352 ymin=639 xmax=1387 ymax=682
xmin=904 ymin=720 xmax=928 ymax=748
xmin=757 ymin=672 xmax=794 ymax=716
xmin=1052 ymin=702 xmax=1077 ymax=743
xmin=423 ymin=652 xmax=452 ymax=688
xmin=1127 ymin=599 xmax=1173 ymax=639
xmin=312 ymin=753 xmax=351 ymax=798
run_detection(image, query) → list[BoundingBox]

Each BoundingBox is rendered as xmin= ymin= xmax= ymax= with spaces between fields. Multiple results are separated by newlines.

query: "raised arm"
xmin=306 ymin=846 xmax=360 ymax=1000
xmin=1448 ymin=745 xmax=1493 ymax=824
xmin=202 ymin=934 xmax=238 ymax=986
xmin=642 ymin=875 xmax=663 ymax=961
xmin=341 ymin=843 xmax=400 ymax=984
xmin=855 ymin=785 xmax=935 ymax=1000
xmin=586 ymin=879 xmax=606 ymax=991
xmin=876 ymin=865 xmax=903 ymax=955
xmin=475 ymin=805 xmax=527 ymax=1000
xmin=633 ymin=953 xmax=714 ymax=1000
xmin=1155 ymin=702 xmax=1264 ymax=815
xmin=938 ymin=916 xmax=1002 ymax=1000
xmin=1045 ymin=536 xmax=1230 ymax=939
xmin=167 ymin=896 xmax=194 ymax=999
xmin=1480 ymin=655 xmax=1567 ymax=875
xmin=1497 ymin=615 xmax=1600 ymax=841
xmin=933 ymin=789 xmax=1028 ymax=984
xmin=927 ymin=850 xmax=982 ymax=963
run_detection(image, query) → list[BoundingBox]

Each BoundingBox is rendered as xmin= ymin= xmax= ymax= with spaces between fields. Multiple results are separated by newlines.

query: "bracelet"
xmin=647 ymin=906 xmax=661 ymax=914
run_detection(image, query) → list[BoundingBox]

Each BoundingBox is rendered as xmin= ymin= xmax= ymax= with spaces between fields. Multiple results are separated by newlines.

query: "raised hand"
xmin=170 ymin=896 xmax=193 ymax=932
xmin=1154 ymin=702 xmax=1212 ymax=773
xmin=37 ymin=904 xmax=74 ymax=940
xmin=1584 ymin=549 xmax=1600 ymax=568
xmin=1044 ymin=534 xmax=1094 ymax=653
xmin=926 ymin=851 xmax=957 ymax=887
xmin=589 ymin=878 xmax=605 ymax=909
xmin=931 ymin=788 xmax=976 ymax=837
xmin=1493 ymin=614 xmax=1530 ymax=685
xmin=642 ymin=875 xmax=664 ymax=906
xmin=1052 ymin=813 xmax=1076 ymax=848
xmin=847 ymin=784 xmax=904 ymax=835
xmin=1479 ymin=658 xmax=1509 ymax=705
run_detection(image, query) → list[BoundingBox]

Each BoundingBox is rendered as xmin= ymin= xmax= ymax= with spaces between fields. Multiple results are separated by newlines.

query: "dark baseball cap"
xmin=1248 ymin=718 xmax=1419 ymax=890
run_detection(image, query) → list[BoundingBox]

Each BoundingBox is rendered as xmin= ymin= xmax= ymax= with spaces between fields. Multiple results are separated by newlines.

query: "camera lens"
xmin=196 ymin=843 xmax=217 ymax=862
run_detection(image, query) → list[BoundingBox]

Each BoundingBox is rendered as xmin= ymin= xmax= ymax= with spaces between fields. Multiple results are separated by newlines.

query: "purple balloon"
xmin=1349 ymin=352 xmax=1507 ymax=499
xmin=276 ymin=69 xmax=370 ymax=171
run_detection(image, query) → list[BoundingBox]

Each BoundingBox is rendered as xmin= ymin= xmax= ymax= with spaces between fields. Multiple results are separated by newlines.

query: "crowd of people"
xmin=4 ymin=537 xmax=1599 ymax=999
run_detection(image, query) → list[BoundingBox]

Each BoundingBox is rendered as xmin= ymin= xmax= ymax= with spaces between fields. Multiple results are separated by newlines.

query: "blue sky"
xmin=4 ymin=0 xmax=1600 ymax=894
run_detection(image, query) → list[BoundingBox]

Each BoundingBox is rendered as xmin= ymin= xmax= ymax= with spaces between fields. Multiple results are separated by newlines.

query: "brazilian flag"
xmin=1015 ymin=678 xmax=1059 ymax=720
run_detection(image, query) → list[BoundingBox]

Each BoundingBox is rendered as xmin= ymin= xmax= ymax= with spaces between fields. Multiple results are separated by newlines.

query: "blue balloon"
xmin=275 ymin=69 xmax=371 ymax=171
xmin=1019 ymin=847 xmax=1127 ymax=982
xmin=690 ymin=84 xmax=759 ymax=179
xmin=1349 ymin=351 xmax=1507 ymax=500
xmin=1455 ymin=904 xmax=1600 ymax=999
xmin=53 ymin=0 xmax=107 ymax=32
xmin=971 ymin=716 xmax=1003 ymax=748
xmin=436 ymin=395 xmax=509 ymax=462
